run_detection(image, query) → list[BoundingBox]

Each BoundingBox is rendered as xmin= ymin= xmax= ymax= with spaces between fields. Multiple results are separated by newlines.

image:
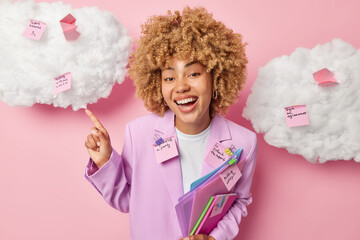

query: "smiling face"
xmin=161 ymin=58 xmax=213 ymax=134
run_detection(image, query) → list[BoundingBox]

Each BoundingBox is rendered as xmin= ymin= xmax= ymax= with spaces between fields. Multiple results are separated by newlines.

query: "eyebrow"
xmin=165 ymin=61 xmax=199 ymax=71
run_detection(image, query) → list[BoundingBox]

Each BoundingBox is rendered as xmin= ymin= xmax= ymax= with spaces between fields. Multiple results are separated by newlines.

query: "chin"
xmin=176 ymin=114 xmax=199 ymax=124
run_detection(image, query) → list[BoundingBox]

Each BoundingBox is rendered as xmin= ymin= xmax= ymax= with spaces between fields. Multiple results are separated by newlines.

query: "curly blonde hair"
xmin=128 ymin=6 xmax=247 ymax=117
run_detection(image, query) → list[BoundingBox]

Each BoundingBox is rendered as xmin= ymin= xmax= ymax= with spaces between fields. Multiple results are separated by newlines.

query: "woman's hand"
xmin=181 ymin=234 xmax=215 ymax=240
xmin=84 ymin=109 xmax=112 ymax=168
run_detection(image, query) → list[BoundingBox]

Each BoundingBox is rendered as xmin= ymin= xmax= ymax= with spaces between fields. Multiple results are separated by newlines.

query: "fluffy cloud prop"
xmin=243 ymin=39 xmax=360 ymax=163
xmin=0 ymin=0 xmax=132 ymax=110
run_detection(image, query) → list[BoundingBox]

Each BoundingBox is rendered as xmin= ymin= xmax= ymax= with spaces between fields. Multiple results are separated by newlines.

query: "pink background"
xmin=1 ymin=0 xmax=360 ymax=239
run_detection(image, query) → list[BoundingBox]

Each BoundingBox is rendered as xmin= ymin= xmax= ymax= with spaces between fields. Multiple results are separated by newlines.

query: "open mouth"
xmin=175 ymin=97 xmax=198 ymax=107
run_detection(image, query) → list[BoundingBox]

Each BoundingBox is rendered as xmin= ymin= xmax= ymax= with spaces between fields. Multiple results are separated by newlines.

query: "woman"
xmin=84 ymin=7 xmax=257 ymax=240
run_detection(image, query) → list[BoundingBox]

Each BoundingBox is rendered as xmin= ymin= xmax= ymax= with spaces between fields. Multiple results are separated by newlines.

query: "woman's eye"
xmin=189 ymin=73 xmax=200 ymax=78
xmin=164 ymin=77 xmax=174 ymax=81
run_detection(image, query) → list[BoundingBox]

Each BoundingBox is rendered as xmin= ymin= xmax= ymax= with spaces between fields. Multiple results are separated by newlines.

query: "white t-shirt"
xmin=175 ymin=124 xmax=211 ymax=193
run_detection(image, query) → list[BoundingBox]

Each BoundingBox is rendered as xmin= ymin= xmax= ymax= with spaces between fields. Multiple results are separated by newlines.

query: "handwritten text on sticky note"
xmin=54 ymin=72 xmax=72 ymax=94
xmin=205 ymin=143 xmax=228 ymax=168
xmin=284 ymin=105 xmax=310 ymax=127
xmin=220 ymin=164 xmax=242 ymax=191
xmin=210 ymin=195 xmax=229 ymax=218
xmin=23 ymin=19 xmax=46 ymax=40
xmin=154 ymin=136 xmax=179 ymax=163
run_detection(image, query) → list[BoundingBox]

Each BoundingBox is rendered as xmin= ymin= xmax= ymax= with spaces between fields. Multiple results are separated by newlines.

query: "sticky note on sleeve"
xmin=23 ymin=19 xmax=46 ymax=40
xmin=284 ymin=105 xmax=310 ymax=127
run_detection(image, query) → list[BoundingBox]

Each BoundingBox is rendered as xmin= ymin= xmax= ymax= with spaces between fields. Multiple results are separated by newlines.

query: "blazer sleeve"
xmin=84 ymin=123 xmax=133 ymax=213
xmin=209 ymin=133 xmax=258 ymax=240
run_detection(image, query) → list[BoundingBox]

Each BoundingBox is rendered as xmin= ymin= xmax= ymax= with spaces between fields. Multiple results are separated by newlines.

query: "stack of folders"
xmin=175 ymin=148 xmax=246 ymax=237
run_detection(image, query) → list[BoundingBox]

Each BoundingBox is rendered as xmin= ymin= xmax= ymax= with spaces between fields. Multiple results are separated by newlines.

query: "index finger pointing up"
xmin=85 ymin=109 xmax=107 ymax=134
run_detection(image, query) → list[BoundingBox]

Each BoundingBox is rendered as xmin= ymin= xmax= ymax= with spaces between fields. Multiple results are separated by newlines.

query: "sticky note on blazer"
xmin=313 ymin=68 xmax=338 ymax=86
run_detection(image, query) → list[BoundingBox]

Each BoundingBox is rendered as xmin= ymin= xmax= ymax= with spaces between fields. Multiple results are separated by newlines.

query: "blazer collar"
xmin=209 ymin=113 xmax=232 ymax=143
xmin=154 ymin=110 xmax=176 ymax=136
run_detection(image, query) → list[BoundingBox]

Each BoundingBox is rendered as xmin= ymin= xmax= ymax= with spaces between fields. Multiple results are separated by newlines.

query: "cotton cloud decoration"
xmin=0 ymin=0 xmax=132 ymax=110
xmin=243 ymin=39 xmax=360 ymax=163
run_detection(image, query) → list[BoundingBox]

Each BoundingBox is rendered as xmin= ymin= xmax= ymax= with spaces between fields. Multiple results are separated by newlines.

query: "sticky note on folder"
xmin=60 ymin=14 xmax=80 ymax=41
xmin=220 ymin=163 xmax=242 ymax=191
xmin=191 ymin=193 xmax=237 ymax=235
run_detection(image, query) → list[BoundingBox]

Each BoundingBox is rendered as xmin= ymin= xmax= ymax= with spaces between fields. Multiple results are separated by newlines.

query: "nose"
xmin=175 ymin=77 xmax=190 ymax=93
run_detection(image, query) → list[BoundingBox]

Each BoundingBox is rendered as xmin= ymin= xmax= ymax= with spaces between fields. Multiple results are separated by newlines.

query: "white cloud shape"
xmin=0 ymin=0 xmax=132 ymax=110
xmin=243 ymin=39 xmax=360 ymax=163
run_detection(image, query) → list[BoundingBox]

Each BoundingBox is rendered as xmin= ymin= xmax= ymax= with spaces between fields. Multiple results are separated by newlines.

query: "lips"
xmin=175 ymin=97 xmax=198 ymax=106
xmin=174 ymin=97 xmax=198 ymax=113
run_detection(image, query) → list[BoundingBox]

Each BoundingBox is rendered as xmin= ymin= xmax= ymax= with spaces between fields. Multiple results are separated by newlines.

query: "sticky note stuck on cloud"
xmin=54 ymin=72 xmax=72 ymax=94
xmin=313 ymin=68 xmax=338 ymax=86
xmin=60 ymin=14 xmax=80 ymax=41
xmin=23 ymin=19 xmax=46 ymax=40
xmin=284 ymin=105 xmax=310 ymax=127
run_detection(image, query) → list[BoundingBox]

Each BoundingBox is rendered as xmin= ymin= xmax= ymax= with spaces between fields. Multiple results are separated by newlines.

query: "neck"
xmin=175 ymin=114 xmax=211 ymax=135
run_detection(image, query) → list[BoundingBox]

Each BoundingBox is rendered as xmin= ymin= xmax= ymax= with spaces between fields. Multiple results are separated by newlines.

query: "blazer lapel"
xmin=154 ymin=111 xmax=184 ymax=206
xmin=201 ymin=114 xmax=232 ymax=175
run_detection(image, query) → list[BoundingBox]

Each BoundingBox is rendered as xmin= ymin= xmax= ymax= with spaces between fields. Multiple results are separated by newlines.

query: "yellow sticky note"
xmin=224 ymin=148 xmax=233 ymax=156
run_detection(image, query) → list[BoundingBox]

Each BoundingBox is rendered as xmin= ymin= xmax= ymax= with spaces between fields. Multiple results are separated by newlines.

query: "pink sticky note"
xmin=209 ymin=195 xmax=229 ymax=218
xmin=22 ymin=19 xmax=46 ymax=40
xmin=54 ymin=72 xmax=72 ymax=94
xmin=60 ymin=14 xmax=80 ymax=41
xmin=220 ymin=164 xmax=242 ymax=191
xmin=154 ymin=136 xmax=179 ymax=163
xmin=284 ymin=105 xmax=310 ymax=127
xmin=205 ymin=143 xmax=228 ymax=168
xmin=313 ymin=68 xmax=338 ymax=86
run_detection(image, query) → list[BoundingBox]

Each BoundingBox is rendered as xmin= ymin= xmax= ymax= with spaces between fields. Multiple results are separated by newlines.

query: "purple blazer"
xmin=85 ymin=111 xmax=257 ymax=240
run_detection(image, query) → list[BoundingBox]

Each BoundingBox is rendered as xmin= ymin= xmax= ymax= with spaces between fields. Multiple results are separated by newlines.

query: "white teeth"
xmin=176 ymin=97 xmax=197 ymax=105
